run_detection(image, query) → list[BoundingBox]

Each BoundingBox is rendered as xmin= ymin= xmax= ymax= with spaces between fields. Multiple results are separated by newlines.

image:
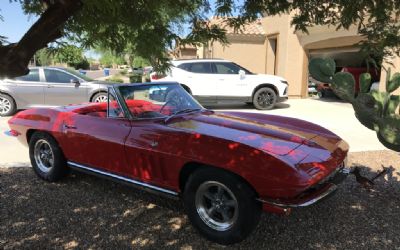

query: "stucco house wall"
xmin=211 ymin=35 xmax=267 ymax=74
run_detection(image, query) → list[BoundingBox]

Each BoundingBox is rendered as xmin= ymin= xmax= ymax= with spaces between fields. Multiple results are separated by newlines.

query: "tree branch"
xmin=0 ymin=0 xmax=83 ymax=78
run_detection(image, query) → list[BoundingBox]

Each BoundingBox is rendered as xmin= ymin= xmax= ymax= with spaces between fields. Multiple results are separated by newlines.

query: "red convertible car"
xmin=6 ymin=82 xmax=349 ymax=245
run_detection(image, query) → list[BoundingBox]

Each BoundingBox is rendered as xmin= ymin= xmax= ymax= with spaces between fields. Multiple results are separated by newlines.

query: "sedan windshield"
xmin=117 ymin=83 xmax=203 ymax=119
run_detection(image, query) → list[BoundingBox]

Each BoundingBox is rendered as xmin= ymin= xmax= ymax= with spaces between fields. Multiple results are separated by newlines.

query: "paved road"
xmin=0 ymin=97 xmax=387 ymax=165
xmin=0 ymin=117 xmax=29 ymax=166
xmin=84 ymin=69 xmax=120 ymax=79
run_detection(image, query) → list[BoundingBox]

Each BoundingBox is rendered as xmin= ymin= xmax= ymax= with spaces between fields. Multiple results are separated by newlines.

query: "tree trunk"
xmin=0 ymin=0 xmax=83 ymax=78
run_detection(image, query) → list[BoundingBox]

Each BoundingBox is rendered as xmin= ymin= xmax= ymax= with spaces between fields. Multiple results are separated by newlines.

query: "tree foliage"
xmin=1 ymin=0 xmax=400 ymax=77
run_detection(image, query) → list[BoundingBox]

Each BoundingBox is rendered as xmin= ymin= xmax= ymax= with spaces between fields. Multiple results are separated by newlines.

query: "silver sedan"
xmin=0 ymin=67 xmax=111 ymax=116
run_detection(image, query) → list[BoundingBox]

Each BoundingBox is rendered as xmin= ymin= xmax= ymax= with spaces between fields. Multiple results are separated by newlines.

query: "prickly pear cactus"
xmin=309 ymin=58 xmax=400 ymax=151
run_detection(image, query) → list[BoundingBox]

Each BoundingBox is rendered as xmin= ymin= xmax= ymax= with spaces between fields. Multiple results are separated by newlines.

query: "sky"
xmin=0 ymin=1 xmax=38 ymax=43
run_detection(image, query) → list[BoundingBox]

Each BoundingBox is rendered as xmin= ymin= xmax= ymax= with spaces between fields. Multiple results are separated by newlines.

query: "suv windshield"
xmin=116 ymin=83 xmax=203 ymax=119
xmin=62 ymin=68 xmax=94 ymax=82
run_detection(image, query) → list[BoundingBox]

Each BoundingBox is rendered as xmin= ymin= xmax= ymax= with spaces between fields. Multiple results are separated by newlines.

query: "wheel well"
xmin=26 ymin=129 xmax=36 ymax=144
xmin=26 ymin=129 xmax=58 ymax=145
xmin=179 ymin=162 xmax=259 ymax=197
xmin=252 ymin=84 xmax=278 ymax=99
xmin=0 ymin=91 xmax=16 ymax=107
xmin=90 ymin=91 xmax=107 ymax=102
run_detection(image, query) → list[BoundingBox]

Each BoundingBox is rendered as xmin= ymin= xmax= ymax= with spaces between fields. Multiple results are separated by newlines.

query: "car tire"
xmin=183 ymin=168 xmax=261 ymax=245
xmin=252 ymin=87 xmax=277 ymax=110
xmin=0 ymin=93 xmax=17 ymax=117
xmin=317 ymin=91 xmax=325 ymax=98
xmin=92 ymin=92 xmax=108 ymax=103
xmin=29 ymin=132 xmax=69 ymax=182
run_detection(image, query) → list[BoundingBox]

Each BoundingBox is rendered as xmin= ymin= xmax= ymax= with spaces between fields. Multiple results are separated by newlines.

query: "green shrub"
xmin=120 ymin=69 xmax=128 ymax=76
xmin=106 ymin=77 xmax=124 ymax=83
xmin=129 ymin=74 xmax=142 ymax=83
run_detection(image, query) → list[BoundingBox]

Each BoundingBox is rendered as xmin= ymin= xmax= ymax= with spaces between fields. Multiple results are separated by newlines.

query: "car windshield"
xmin=62 ymin=68 xmax=94 ymax=82
xmin=116 ymin=83 xmax=203 ymax=119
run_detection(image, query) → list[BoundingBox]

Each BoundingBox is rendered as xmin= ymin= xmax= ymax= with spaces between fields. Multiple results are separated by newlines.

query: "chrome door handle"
xmin=63 ymin=124 xmax=77 ymax=129
xmin=150 ymin=141 xmax=158 ymax=147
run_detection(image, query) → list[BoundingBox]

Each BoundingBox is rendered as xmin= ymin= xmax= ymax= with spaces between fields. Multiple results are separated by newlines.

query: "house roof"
xmin=208 ymin=16 xmax=265 ymax=36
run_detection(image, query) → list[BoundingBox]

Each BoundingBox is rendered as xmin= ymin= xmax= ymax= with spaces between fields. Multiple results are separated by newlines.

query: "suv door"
xmin=43 ymin=68 xmax=90 ymax=106
xmin=4 ymin=68 xmax=45 ymax=108
xmin=212 ymin=62 xmax=249 ymax=99
xmin=176 ymin=62 xmax=216 ymax=103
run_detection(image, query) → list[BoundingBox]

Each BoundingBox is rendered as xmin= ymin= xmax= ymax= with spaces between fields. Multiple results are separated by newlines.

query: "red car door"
xmin=124 ymin=119 xmax=188 ymax=191
xmin=59 ymin=113 xmax=132 ymax=176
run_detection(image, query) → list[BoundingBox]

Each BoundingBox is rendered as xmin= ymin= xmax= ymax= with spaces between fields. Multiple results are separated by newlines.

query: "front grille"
xmin=283 ymin=87 xmax=288 ymax=95
xmin=299 ymin=161 xmax=346 ymax=199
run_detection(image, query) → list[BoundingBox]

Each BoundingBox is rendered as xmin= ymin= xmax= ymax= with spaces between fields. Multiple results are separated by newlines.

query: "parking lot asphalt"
xmin=0 ymin=97 xmax=387 ymax=165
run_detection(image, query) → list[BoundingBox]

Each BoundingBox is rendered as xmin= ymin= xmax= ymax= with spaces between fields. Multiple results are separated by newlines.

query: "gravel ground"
xmin=1 ymin=151 xmax=400 ymax=250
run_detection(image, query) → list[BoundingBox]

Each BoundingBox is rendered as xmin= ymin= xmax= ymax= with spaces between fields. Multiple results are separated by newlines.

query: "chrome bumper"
xmin=258 ymin=167 xmax=350 ymax=208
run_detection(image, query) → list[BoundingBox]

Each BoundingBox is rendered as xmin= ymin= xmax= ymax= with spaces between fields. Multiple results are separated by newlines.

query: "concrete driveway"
xmin=0 ymin=98 xmax=387 ymax=165
xmin=209 ymin=97 xmax=387 ymax=152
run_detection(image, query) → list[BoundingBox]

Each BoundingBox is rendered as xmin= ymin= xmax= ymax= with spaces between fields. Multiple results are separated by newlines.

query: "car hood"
xmin=168 ymin=111 xmax=348 ymax=163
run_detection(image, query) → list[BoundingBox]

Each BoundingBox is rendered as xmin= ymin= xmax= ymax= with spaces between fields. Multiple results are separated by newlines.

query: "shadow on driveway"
xmin=1 ymin=151 xmax=399 ymax=249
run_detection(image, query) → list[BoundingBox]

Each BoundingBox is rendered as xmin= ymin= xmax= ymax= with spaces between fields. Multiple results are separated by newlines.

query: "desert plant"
xmin=309 ymin=58 xmax=400 ymax=151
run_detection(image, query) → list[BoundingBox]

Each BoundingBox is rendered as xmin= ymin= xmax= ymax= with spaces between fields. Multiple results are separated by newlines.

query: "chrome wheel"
xmin=94 ymin=94 xmax=108 ymax=103
xmin=33 ymin=139 xmax=54 ymax=173
xmin=195 ymin=181 xmax=239 ymax=231
xmin=0 ymin=96 xmax=11 ymax=115
xmin=257 ymin=90 xmax=275 ymax=107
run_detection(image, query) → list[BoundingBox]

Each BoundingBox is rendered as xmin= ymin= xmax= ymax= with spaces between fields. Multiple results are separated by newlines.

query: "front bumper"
xmin=258 ymin=166 xmax=350 ymax=208
xmin=277 ymin=96 xmax=288 ymax=103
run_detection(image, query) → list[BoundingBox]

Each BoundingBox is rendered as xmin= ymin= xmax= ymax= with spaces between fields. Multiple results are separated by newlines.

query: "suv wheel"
xmin=0 ymin=93 xmax=16 ymax=116
xmin=253 ymin=87 xmax=277 ymax=110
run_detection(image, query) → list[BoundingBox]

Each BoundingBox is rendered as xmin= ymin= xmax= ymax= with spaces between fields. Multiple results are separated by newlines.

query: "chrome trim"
xmin=68 ymin=161 xmax=178 ymax=196
xmin=257 ymin=167 xmax=350 ymax=208
xmin=257 ymin=185 xmax=338 ymax=208
xmin=4 ymin=130 xmax=13 ymax=136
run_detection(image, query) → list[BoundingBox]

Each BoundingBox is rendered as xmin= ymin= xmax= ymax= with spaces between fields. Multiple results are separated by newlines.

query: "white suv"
xmin=150 ymin=59 xmax=288 ymax=110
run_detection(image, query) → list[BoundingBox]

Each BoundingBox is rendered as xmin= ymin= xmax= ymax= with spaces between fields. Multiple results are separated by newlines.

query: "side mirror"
xmin=239 ymin=69 xmax=246 ymax=79
xmin=71 ymin=79 xmax=80 ymax=87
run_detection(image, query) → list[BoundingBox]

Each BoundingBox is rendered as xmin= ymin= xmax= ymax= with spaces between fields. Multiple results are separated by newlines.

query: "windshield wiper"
xmin=164 ymin=108 xmax=202 ymax=123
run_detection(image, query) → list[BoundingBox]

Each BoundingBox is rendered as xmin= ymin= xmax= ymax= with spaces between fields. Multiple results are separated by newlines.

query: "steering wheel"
xmin=160 ymin=99 xmax=179 ymax=114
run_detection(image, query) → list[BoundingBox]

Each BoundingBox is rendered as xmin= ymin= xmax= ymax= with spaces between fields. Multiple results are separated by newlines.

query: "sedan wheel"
xmin=253 ymin=87 xmax=277 ymax=110
xmin=184 ymin=168 xmax=261 ymax=245
xmin=29 ymin=132 xmax=69 ymax=182
xmin=93 ymin=93 xmax=108 ymax=103
xmin=0 ymin=94 xmax=16 ymax=116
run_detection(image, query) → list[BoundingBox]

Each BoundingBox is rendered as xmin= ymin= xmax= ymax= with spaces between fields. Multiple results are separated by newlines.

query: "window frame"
xmin=43 ymin=68 xmax=84 ymax=84
xmin=13 ymin=68 xmax=41 ymax=82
